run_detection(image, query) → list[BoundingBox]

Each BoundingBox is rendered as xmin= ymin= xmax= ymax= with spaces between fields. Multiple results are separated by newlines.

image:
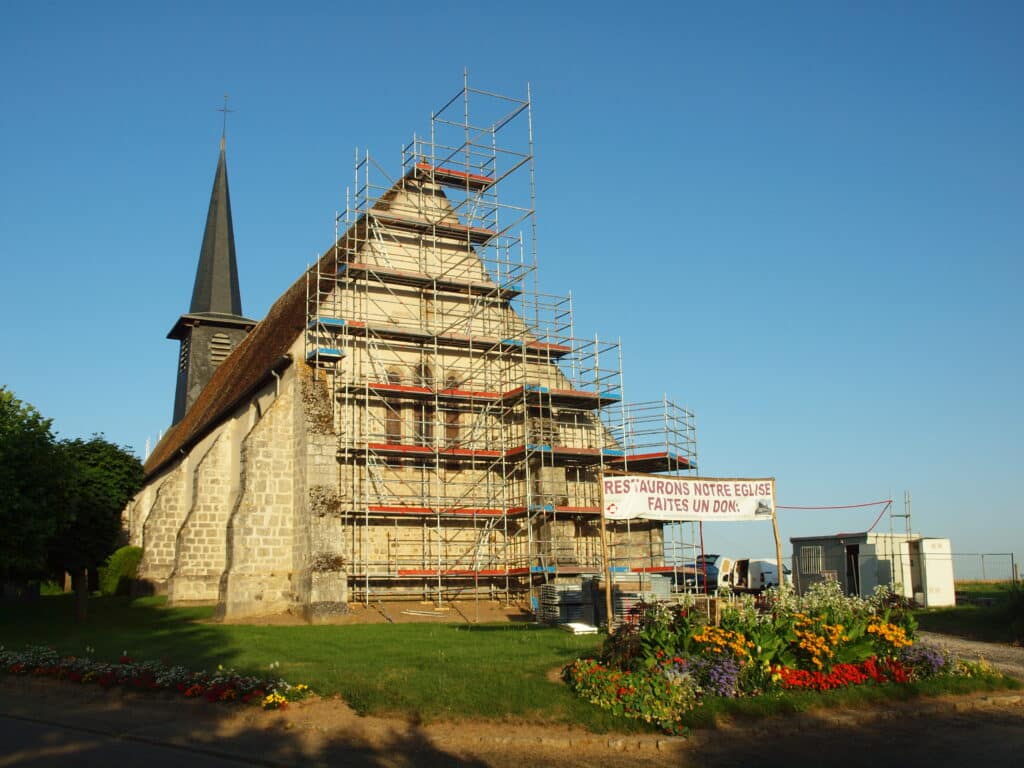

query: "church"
xmin=127 ymin=81 xmax=698 ymax=621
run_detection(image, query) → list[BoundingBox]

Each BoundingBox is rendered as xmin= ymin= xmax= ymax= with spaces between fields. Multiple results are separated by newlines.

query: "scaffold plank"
xmin=366 ymin=505 xmax=504 ymax=517
xmin=413 ymin=161 xmax=495 ymax=191
xmin=499 ymin=338 xmax=573 ymax=358
xmin=306 ymin=316 xmax=347 ymax=330
xmin=339 ymin=261 xmax=519 ymax=299
xmin=365 ymin=442 xmax=504 ymax=459
xmin=342 ymin=320 xmax=571 ymax=358
xmin=396 ymin=569 xmax=505 ymax=577
xmin=369 ymin=211 xmax=496 ymax=244
xmin=608 ymin=451 xmax=695 ymax=472
xmin=305 ymin=348 xmax=344 ymax=364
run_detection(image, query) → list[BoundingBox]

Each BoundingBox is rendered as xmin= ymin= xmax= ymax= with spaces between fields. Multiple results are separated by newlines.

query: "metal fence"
xmin=949 ymin=552 xmax=1019 ymax=583
xmin=742 ymin=550 xmax=1019 ymax=596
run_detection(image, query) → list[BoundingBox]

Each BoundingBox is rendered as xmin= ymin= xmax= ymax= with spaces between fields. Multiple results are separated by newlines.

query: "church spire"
xmin=189 ymin=142 xmax=243 ymax=316
xmin=168 ymin=118 xmax=256 ymax=426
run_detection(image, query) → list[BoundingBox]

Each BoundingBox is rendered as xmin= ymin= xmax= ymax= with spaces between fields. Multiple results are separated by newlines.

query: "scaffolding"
xmin=304 ymin=76 xmax=699 ymax=605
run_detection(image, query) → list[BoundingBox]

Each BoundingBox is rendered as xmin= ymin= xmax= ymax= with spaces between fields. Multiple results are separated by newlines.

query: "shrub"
xmin=98 ymin=546 xmax=143 ymax=596
xmin=563 ymin=658 xmax=698 ymax=734
xmin=1004 ymin=588 xmax=1024 ymax=644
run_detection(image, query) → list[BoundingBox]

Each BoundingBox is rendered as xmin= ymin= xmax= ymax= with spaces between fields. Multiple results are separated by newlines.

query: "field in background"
xmin=916 ymin=580 xmax=1023 ymax=644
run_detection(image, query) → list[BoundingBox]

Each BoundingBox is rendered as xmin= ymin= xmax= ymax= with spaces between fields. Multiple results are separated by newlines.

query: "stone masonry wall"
xmin=218 ymin=376 xmax=297 ymax=618
xmin=295 ymin=366 xmax=348 ymax=619
xmin=136 ymin=461 xmax=189 ymax=590
xmin=167 ymin=433 xmax=232 ymax=602
xmin=611 ymin=522 xmax=665 ymax=569
xmin=127 ymin=475 xmax=166 ymax=549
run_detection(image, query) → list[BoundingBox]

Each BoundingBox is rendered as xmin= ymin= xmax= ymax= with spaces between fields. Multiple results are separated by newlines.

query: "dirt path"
xmin=1 ymin=632 xmax=1022 ymax=768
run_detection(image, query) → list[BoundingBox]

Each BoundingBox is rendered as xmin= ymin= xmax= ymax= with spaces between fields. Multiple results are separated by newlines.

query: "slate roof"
xmin=191 ymin=140 xmax=244 ymax=317
xmin=144 ymin=257 xmax=312 ymax=478
xmin=145 ymin=175 xmax=450 ymax=479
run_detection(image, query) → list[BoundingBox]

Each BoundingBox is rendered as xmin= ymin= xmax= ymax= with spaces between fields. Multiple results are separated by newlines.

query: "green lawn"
xmin=0 ymin=594 xmax=636 ymax=730
xmin=2 ymin=594 xmax=1018 ymax=733
xmin=914 ymin=580 xmax=1024 ymax=644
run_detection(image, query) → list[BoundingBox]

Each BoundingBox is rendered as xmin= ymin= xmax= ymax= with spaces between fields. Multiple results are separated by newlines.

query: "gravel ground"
xmin=918 ymin=631 xmax=1024 ymax=679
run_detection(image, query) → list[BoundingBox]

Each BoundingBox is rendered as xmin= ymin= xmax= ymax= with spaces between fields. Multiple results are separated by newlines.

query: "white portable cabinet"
xmin=918 ymin=538 xmax=956 ymax=607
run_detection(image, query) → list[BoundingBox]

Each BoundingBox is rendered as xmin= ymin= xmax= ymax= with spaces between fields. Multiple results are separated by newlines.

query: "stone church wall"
xmin=217 ymin=373 xmax=298 ymax=619
xmin=166 ymin=433 xmax=232 ymax=602
xmin=136 ymin=461 xmax=190 ymax=590
xmin=293 ymin=364 xmax=349 ymax=621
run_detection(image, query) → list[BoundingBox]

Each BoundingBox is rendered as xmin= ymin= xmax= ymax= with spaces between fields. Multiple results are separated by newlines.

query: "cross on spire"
xmin=217 ymin=93 xmax=235 ymax=148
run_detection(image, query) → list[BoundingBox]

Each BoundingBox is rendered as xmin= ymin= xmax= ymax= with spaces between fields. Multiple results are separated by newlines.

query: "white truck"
xmin=717 ymin=557 xmax=792 ymax=593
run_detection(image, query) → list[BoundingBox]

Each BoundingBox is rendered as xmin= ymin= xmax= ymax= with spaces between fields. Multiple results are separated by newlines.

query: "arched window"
xmin=412 ymin=364 xmax=434 ymax=447
xmin=414 ymin=402 xmax=434 ymax=447
xmin=444 ymin=409 xmax=460 ymax=446
xmin=444 ymin=374 xmax=461 ymax=446
xmin=385 ymin=368 xmax=402 ymax=443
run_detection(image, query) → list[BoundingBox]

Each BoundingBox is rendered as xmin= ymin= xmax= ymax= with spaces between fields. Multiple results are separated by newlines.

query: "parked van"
xmin=719 ymin=558 xmax=792 ymax=593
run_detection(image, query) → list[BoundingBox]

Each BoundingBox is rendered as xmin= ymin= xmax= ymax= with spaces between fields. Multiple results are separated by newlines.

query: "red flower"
xmin=97 ymin=673 xmax=117 ymax=689
xmin=776 ymin=657 xmax=913 ymax=691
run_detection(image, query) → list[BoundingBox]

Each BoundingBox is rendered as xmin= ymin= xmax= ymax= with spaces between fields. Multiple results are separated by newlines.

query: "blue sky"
xmin=1 ymin=2 xmax=1021 ymax=571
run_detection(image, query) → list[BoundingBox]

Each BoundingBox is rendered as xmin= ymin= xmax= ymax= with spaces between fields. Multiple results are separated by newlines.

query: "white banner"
xmin=602 ymin=476 xmax=775 ymax=522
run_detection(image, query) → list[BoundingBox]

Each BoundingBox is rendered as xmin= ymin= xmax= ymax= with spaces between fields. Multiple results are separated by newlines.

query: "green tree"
xmin=0 ymin=387 xmax=66 ymax=582
xmin=51 ymin=435 xmax=143 ymax=620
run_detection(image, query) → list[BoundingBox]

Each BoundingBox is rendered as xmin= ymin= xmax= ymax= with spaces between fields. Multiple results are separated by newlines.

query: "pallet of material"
xmin=558 ymin=622 xmax=598 ymax=635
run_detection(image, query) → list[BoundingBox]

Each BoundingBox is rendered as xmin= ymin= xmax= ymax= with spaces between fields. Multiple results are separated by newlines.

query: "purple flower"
xmin=898 ymin=643 xmax=947 ymax=676
xmin=692 ymin=656 xmax=741 ymax=697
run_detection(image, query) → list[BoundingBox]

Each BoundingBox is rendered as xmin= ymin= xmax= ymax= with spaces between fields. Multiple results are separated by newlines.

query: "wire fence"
xmin=949 ymin=552 xmax=1019 ymax=583
xmin=744 ymin=550 xmax=1019 ymax=594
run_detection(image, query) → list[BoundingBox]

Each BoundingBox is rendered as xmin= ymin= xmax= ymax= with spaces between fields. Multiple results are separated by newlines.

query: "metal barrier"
xmin=950 ymin=552 xmax=1019 ymax=583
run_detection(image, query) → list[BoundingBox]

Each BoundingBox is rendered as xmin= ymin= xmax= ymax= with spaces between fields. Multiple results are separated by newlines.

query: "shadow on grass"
xmin=0 ymin=595 xmax=236 ymax=673
xmin=0 ymin=597 xmax=618 ymax=731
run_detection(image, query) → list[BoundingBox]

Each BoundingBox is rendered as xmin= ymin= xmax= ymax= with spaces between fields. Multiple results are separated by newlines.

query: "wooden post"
xmin=598 ymin=474 xmax=614 ymax=635
xmin=771 ymin=479 xmax=784 ymax=589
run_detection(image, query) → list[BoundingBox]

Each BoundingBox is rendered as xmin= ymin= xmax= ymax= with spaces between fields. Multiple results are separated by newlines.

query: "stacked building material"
xmin=592 ymin=572 xmax=671 ymax=626
xmin=538 ymin=581 xmax=595 ymax=625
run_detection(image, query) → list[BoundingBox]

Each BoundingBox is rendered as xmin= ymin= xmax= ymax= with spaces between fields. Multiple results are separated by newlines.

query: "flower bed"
xmin=565 ymin=582 xmax=988 ymax=734
xmin=0 ymin=645 xmax=311 ymax=710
